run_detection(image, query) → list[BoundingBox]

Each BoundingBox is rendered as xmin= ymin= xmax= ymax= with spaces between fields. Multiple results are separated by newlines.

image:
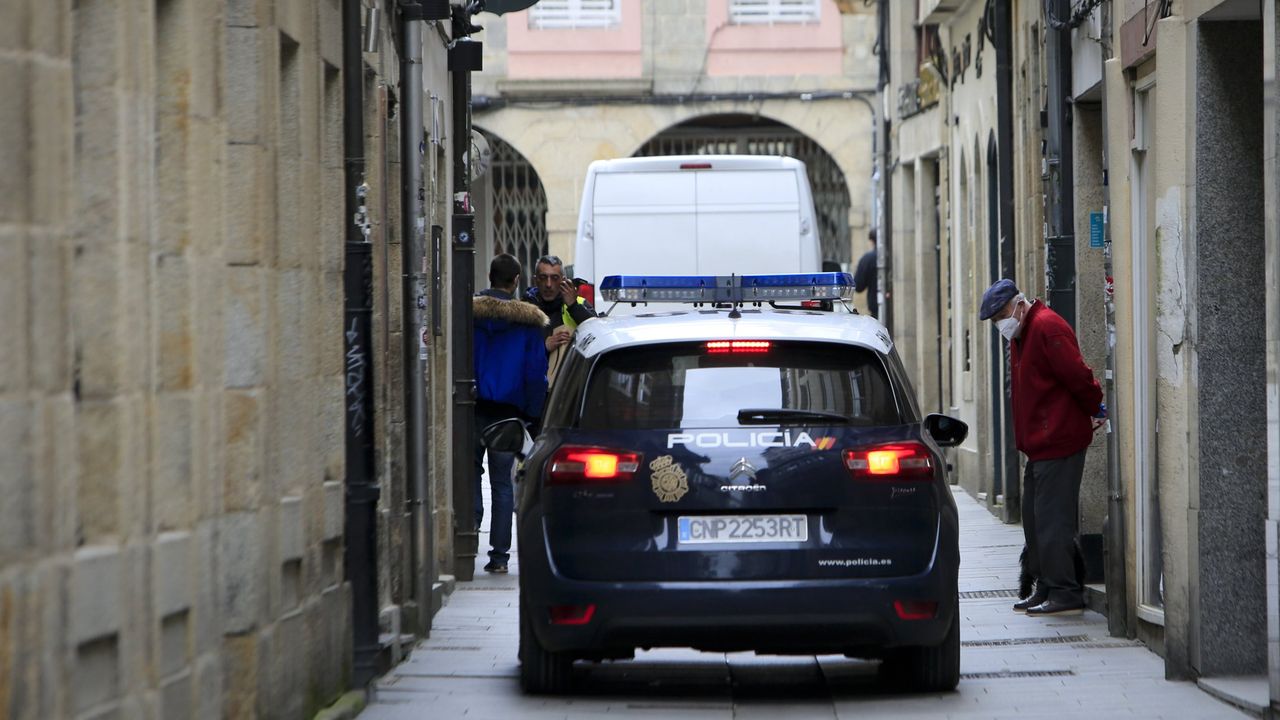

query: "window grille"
xmin=529 ymin=0 xmax=621 ymax=29
xmin=482 ymin=133 xmax=549 ymax=285
xmin=728 ymin=0 xmax=821 ymax=24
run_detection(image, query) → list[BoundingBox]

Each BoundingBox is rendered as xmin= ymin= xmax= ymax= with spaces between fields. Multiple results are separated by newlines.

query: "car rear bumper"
xmin=519 ymin=538 xmax=958 ymax=657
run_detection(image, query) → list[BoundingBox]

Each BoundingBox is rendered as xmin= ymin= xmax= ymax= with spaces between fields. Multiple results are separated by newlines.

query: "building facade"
xmin=884 ymin=0 xmax=1280 ymax=712
xmin=1101 ymin=0 xmax=1269 ymax=692
xmin=0 ymin=1 xmax=464 ymax=717
xmin=469 ymin=0 xmax=880 ymax=303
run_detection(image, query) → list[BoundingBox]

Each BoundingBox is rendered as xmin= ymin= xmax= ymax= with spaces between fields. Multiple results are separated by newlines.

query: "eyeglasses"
xmin=535 ymin=273 xmax=563 ymax=283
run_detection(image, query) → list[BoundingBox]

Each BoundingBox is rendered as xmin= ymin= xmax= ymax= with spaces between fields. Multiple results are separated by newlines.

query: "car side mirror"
xmin=481 ymin=418 xmax=532 ymax=456
xmin=924 ymin=413 xmax=968 ymax=448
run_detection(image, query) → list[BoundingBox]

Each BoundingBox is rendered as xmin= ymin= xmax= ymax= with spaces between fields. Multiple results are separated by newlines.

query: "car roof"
xmin=573 ymin=307 xmax=893 ymax=358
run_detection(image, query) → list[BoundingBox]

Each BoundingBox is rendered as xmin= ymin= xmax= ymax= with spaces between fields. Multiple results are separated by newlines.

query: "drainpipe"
xmin=1097 ymin=0 xmax=1129 ymax=640
xmin=449 ymin=11 xmax=483 ymax=582
xmin=995 ymin=0 xmax=1020 ymax=523
xmin=1044 ymin=0 xmax=1076 ymax=327
xmin=876 ymin=0 xmax=893 ymax=329
xmin=398 ymin=0 xmax=435 ymax=633
xmin=342 ymin=0 xmax=381 ymax=687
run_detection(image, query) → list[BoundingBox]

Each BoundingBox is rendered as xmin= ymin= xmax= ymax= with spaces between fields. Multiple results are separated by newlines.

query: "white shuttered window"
xmin=729 ymin=0 xmax=821 ymax=24
xmin=529 ymin=0 xmax=621 ymax=29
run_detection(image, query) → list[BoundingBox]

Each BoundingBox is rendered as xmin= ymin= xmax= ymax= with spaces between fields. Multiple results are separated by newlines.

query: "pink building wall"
xmin=506 ymin=1 xmax=644 ymax=79
xmin=704 ymin=0 xmax=844 ymax=77
xmin=505 ymin=0 xmax=844 ymax=80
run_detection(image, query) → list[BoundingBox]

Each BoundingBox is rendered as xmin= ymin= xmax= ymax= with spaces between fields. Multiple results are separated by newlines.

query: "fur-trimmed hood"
xmin=474 ymin=294 xmax=549 ymax=328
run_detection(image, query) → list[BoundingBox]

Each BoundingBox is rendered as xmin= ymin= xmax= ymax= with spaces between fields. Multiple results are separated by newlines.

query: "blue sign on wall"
xmin=1089 ymin=212 xmax=1104 ymax=248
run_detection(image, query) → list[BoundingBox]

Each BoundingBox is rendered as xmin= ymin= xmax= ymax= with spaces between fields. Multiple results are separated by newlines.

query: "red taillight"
xmin=680 ymin=162 xmax=713 ymax=170
xmin=546 ymin=446 xmax=641 ymax=485
xmin=706 ymin=340 xmax=772 ymax=354
xmin=843 ymin=442 xmax=934 ymax=479
xmin=549 ymin=604 xmax=596 ymax=625
xmin=893 ymin=600 xmax=938 ymax=621
xmin=800 ymin=300 xmax=825 ymax=309
xmin=577 ymin=282 xmax=595 ymax=306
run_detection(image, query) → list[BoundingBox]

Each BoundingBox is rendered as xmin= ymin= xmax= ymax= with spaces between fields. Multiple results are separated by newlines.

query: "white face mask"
xmin=996 ymin=316 xmax=1020 ymax=341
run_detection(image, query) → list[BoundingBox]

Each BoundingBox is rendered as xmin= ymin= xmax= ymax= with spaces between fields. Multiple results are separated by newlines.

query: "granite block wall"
xmin=1193 ymin=19 xmax=1267 ymax=677
xmin=0 ymin=0 xmax=357 ymax=717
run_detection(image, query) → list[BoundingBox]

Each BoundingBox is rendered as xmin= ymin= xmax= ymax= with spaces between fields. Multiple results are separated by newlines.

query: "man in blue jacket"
xmin=474 ymin=254 xmax=549 ymax=573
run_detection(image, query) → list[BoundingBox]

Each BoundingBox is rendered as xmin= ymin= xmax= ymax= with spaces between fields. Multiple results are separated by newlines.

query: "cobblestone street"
xmin=361 ymin=486 xmax=1248 ymax=719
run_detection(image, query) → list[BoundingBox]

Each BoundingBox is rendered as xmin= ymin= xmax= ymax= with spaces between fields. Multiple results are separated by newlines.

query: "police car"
xmin=487 ymin=273 xmax=968 ymax=694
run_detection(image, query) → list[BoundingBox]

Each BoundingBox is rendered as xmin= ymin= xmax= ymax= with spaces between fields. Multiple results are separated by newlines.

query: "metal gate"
xmin=482 ymin=133 xmax=549 ymax=277
xmin=633 ymin=117 xmax=852 ymax=267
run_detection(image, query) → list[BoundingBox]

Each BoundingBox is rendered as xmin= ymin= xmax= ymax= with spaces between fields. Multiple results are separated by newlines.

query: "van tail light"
xmin=549 ymin=604 xmax=596 ymax=625
xmin=893 ymin=600 xmax=938 ymax=621
xmin=680 ymin=162 xmax=713 ymax=170
xmin=546 ymin=446 xmax=641 ymax=485
xmin=843 ymin=442 xmax=934 ymax=480
xmin=576 ymin=282 xmax=595 ymax=306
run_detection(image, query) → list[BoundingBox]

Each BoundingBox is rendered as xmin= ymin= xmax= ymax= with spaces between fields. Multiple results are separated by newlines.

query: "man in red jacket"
xmin=979 ymin=279 xmax=1106 ymax=616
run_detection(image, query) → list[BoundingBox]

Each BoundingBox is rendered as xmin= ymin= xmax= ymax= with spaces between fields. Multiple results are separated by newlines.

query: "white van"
xmin=572 ymin=155 xmax=823 ymax=291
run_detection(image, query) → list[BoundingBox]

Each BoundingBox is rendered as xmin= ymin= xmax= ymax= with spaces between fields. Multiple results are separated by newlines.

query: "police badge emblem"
xmin=649 ymin=455 xmax=689 ymax=503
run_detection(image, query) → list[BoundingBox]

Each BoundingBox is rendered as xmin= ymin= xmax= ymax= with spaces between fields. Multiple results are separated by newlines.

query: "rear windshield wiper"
xmin=737 ymin=408 xmax=853 ymax=425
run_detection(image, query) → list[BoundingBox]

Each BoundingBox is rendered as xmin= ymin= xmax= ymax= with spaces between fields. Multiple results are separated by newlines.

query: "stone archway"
xmin=632 ymin=114 xmax=854 ymax=268
xmin=474 ymin=130 xmax=550 ymax=287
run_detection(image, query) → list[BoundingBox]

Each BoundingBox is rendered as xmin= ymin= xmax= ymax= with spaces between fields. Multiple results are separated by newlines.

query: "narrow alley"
xmin=361 ymin=484 xmax=1248 ymax=719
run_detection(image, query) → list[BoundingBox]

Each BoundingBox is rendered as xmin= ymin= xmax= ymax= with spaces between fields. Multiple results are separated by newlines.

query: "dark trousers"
xmin=1021 ymin=450 xmax=1086 ymax=604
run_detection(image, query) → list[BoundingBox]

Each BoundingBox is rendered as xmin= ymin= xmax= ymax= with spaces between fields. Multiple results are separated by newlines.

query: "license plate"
xmin=677 ymin=514 xmax=808 ymax=544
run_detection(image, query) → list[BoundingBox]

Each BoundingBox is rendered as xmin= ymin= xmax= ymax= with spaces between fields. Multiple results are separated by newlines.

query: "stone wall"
xmin=1192 ymin=18 xmax=1267 ymax=677
xmin=362 ymin=14 xmax=459 ymax=650
xmin=0 ymin=0 xmax=359 ymax=717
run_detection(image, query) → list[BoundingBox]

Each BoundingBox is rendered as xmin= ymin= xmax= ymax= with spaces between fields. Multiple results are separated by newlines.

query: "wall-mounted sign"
xmin=1089 ymin=212 xmax=1104 ymax=248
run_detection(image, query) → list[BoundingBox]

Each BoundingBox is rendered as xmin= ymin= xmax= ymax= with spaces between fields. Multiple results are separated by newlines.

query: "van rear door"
xmin=694 ymin=169 xmax=803 ymax=274
xmin=592 ymin=171 xmax=697 ymax=277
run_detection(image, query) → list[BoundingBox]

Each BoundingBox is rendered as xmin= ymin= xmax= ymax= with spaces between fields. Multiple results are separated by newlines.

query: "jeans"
xmin=474 ymin=407 xmax=518 ymax=564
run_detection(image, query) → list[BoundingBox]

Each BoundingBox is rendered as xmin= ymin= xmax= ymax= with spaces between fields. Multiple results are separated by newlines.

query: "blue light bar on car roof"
xmin=599 ymin=273 xmax=855 ymax=304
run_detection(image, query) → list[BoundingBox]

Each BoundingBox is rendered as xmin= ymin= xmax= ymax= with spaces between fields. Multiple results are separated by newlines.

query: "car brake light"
xmin=549 ymin=604 xmax=596 ymax=625
xmin=893 ymin=600 xmax=938 ymax=621
xmin=547 ymin=446 xmax=641 ymax=485
xmin=706 ymin=340 xmax=772 ymax=354
xmin=680 ymin=162 xmax=712 ymax=170
xmin=843 ymin=442 xmax=933 ymax=479
xmin=577 ymin=282 xmax=595 ymax=306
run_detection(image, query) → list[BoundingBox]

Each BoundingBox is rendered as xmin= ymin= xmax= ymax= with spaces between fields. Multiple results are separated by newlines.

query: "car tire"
xmin=519 ymin=595 xmax=573 ymax=695
xmin=879 ymin=600 xmax=960 ymax=693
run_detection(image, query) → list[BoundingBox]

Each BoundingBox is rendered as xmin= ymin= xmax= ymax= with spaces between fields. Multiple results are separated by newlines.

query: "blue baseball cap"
xmin=979 ymin=279 xmax=1020 ymax=320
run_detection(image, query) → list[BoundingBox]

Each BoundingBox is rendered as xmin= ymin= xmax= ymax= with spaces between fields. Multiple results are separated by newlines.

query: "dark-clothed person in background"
xmin=980 ymin=278 xmax=1105 ymax=616
xmin=853 ymin=229 xmax=879 ymax=318
xmin=523 ymin=254 xmax=595 ymax=389
xmin=473 ymin=254 xmax=549 ymax=574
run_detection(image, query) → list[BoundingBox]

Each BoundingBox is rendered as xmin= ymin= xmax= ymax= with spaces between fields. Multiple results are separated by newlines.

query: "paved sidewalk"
xmin=362 ymin=486 xmax=1247 ymax=719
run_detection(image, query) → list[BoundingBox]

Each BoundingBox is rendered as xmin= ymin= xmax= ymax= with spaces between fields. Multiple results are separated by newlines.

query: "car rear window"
xmin=579 ymin=341 xmax=901 ymax=430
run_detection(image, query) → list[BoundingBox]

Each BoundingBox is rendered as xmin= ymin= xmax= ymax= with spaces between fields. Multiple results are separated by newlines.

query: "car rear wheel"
xmin=519 ymin=595 xmax=573 ymax=695
xmin=879 ymin=600 xmax=960 ymax=693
